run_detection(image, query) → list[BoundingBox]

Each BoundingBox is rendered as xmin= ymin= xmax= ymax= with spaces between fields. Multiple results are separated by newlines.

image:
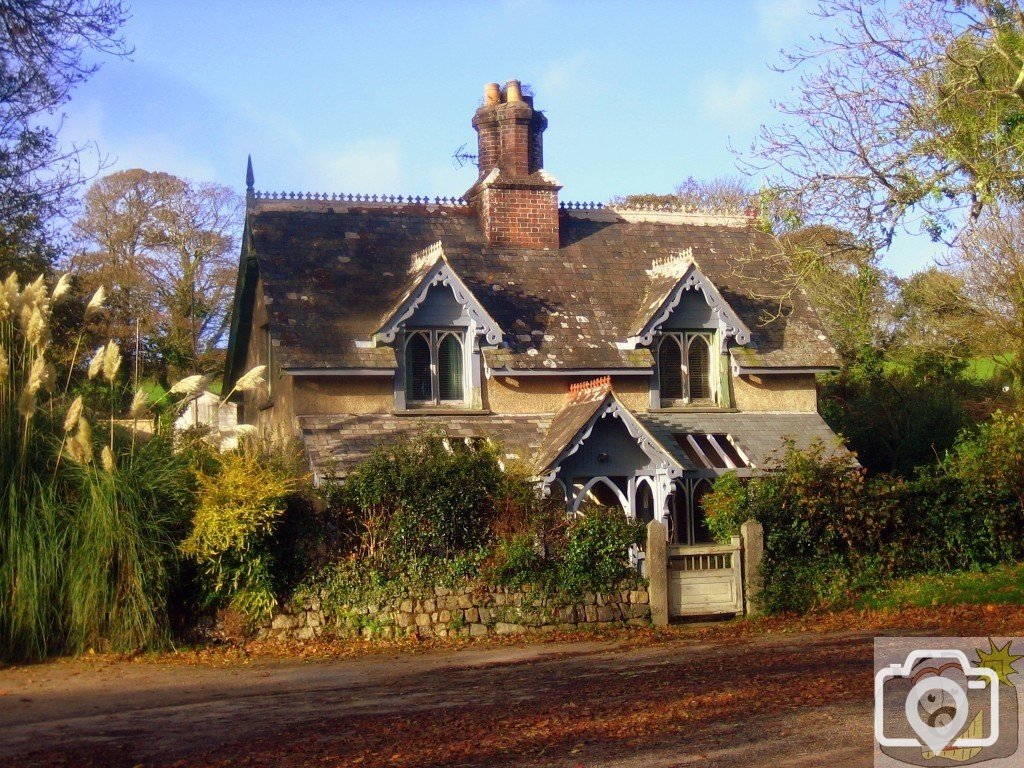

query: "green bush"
xmin=704 ymin=412 xmax=1024 ymax=614
xmin=337 ymin=434 xmax=503 ymax=569
xmin=488 ymin=533 xmax=546 ymax=588
xmin=1 ymin=273 xmax=200 ymax=659
xmin=819 ymin=352 xmax=1002 ymax=476
xmin=557 ymin=505 xmax=644 ymax=596
xmin=702 ymin=472 xmax=748 ymax=543
xmin=64 ymin=436 xmax=193 ymax=653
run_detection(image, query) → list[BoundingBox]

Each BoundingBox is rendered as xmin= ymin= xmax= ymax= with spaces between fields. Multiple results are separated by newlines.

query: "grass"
xmin=965 ymin=353 xmax=1015 ymax=381
xmin=857 ymin=563 xmax=1024 ymax=610
xmin=882 ymin=353 xmax=1014 ymax=381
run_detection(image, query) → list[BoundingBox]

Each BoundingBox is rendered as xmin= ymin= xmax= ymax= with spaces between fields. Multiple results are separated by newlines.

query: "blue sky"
xmin=62 ymin=0 xmax=939 ymax=275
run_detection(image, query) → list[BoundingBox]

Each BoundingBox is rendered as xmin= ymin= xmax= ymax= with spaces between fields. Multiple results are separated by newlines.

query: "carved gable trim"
xmin=375 ymin=243 xmax=503 ymax=345
xmin=630 ymin=260 xmax=752 ymax=352
xmin=539 ymin=393 xmax=683 ymax=484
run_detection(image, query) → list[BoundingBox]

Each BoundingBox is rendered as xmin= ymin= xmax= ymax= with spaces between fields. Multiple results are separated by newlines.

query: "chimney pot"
xmin=505 ymin=79 xmax=524 ymax=103
xmin=484 ymin=82 xmax=501 ymax=106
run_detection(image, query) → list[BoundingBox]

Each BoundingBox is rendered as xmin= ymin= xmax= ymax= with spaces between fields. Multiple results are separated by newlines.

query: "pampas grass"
xmin=1 ymin=272 xmax=195 ymax=660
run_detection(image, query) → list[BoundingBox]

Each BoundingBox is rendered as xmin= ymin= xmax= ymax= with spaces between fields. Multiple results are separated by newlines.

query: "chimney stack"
xmin=465 ymin=80 xmax=561 ymax=250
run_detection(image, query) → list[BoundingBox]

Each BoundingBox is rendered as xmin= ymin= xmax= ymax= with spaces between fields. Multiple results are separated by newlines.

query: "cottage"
xmin=225 ymin=79 xmax=844 ymax=552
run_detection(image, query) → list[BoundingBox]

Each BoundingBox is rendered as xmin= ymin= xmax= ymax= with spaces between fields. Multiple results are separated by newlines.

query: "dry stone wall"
xmin=258 ymin=582 xmax=650 ymax=641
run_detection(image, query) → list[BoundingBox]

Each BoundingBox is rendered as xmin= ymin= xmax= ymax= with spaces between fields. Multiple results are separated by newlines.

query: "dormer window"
xmin=657 ymin=332 xmax=716 ymax=406
xmin=404 ymin=329 xmax=465 ymax=406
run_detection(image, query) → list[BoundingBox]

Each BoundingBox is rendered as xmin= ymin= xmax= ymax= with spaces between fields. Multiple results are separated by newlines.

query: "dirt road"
xmin=0 ymin=626 xmax=879 ymax=768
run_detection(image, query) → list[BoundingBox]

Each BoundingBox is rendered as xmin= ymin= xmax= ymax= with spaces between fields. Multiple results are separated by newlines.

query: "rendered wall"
xmin=282 ymin=371 xmax=817 ymax=416
xmin=240 ymin=281 xmax=297 ymax=444
xmin=486 ymin=375 xmax=649 ymax=414
xmin=293 ymin=376 xmax=394 ymax=415
xmin=731 ymin=373 xmax=818 ymax=412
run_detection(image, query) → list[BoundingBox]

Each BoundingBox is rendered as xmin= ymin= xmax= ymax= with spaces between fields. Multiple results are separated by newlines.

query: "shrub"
xmin=181 ymin=447 xmax=295 ymax=624
xmin=488 ymin=533 xmax=547 ymax=588
xmin=702 ymin=472 xmax=748 ymax=543
xmin=1 ymin=274 xmax=202 ymax=659
xmin=704 ymin=413 xmax=1024 ymax=614
xmin=338 ymin=434 xmax=503 ymax=569
xmin=64 ymin=436 xmax=193 ymax=652
xmin=819 ymin=353 xmax=1002 ymax=476
xmin=557 ymin=505 xmax=644 ymax=596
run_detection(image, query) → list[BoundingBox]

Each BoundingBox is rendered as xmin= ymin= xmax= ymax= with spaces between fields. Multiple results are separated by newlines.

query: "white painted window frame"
xmin=656 ymin=331 xmax=717 ymax=407
xmin=403 ymin=328 xmax=468 ymax=407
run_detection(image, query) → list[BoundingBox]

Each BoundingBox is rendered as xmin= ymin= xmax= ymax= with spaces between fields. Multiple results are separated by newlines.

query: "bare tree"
xmin=612 ymin=176 xmax=754 ymax=213
xmin=747 ymin=1 xmax=1024 ymax=247
xmin=0 ymin=1 xmax=130 ymax=277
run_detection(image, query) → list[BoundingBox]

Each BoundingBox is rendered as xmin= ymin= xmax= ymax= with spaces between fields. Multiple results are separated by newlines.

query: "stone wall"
xmin=258 ymin=582 xmax=650 ymax=642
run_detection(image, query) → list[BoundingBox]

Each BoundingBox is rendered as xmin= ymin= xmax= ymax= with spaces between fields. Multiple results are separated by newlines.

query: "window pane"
xmin=687 ymin=336 xmax=712 ymax=400
xmin=438 ymin=333 xmax=464 ymax=401
xmin=405 ymin=333 xmax=432 ymax=402
xmin=658 ymin=335 xmax=683 ymax=401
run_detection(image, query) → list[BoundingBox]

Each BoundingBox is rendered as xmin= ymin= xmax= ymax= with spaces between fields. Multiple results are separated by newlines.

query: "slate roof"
xmin=298 ymin=412 xmax=553 ymax=479
xmin=298 ymin=390 xmax=846 ymax=481
xmin=226 ymin=200 xmax=840 ymax=382
xmin=637 ymin=411 xmax=847 ymax=472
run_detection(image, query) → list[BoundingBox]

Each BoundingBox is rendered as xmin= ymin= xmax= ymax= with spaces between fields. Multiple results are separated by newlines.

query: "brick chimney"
xmin=465 ymin=80 xmax=561 ymax=250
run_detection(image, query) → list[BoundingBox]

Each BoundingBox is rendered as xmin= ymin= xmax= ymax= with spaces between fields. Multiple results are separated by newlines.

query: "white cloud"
xmin=538 ymin=52 xmax=595 ymax=100
xmin=696 ymin=73 xmax=769 ymax=131
xmin=58 ymin=97 xmax=219 ymax=182
xmin=110 ymin=135 xmax=219 ymax=182
xmin=305 ymin=138 xmax=403 ymax=193
xmin=755 ymin=0 xmax=817 ymax=45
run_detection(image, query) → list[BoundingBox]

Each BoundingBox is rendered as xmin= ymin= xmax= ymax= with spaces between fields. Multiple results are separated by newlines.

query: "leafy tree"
xmin=148 ymin=180 xmax=241 ymax=376
xmin=72 ymin=170 xmax=242 ymax=379
xmin=0 ymin=1 xmax=129 ymax=278
xmin=748 ymin=0 xmax=1024 ymax=246
xmin=72 ymin=170 xmax=175 ymax=368
xmin=891 ymin=267 xmax=977 ymax=362
xmin=819 ymin=350 xmax=1001 ymax=475
xmin=778 ymin=225 xmax=896 ymax=363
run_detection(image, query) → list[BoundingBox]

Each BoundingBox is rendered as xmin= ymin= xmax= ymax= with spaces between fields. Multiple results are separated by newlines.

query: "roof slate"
xmin=245 ymin=201 xmax=840 ymax=373
xmin=298 ymin=412 xmax=553 ymax=479
xmin=298 ymin=406 xmax=846 ymax=481
xmin=532 ymin=378 xmax=613 ymax=474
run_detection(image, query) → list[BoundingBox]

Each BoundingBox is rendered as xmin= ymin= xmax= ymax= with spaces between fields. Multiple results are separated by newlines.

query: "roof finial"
xmin=246 ymin=155 xmax=254 ymax=192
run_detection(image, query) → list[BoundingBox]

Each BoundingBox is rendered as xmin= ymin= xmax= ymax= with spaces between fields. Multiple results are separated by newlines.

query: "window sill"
xmin=649 ymin=406 xmax=738 ymax=414
xmin=392 ymin=407 xmax=492 ymax=416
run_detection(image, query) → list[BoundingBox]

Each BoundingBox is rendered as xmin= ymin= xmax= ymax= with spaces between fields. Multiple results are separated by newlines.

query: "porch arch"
xmin=633 ymin=476 xmax=657 ymax=524
xmin=571 ymin=476 xmax=628 ymax=514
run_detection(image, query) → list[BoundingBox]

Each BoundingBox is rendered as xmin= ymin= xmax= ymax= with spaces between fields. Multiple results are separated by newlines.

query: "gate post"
xmin=740 ymin=519 xmax=764 ymax=615
xmin=646 ymin=519 xmax=668 ymax=627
